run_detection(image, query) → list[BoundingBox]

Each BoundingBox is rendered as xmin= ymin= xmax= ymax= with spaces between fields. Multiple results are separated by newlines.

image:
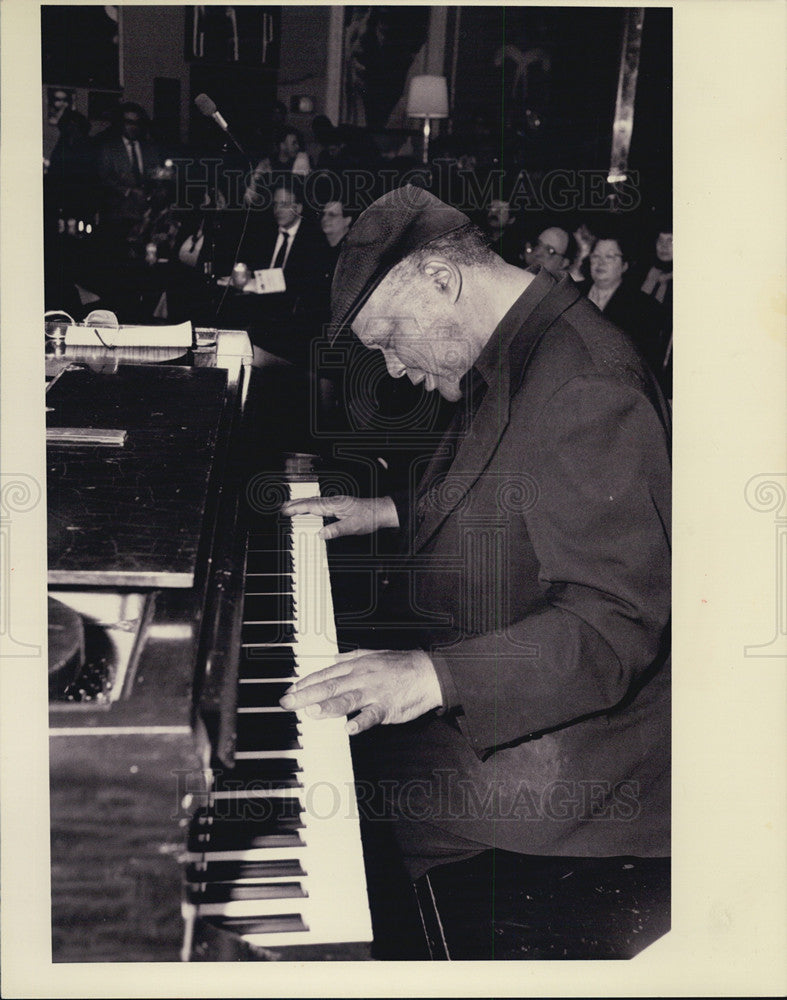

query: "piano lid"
xmin=47 ymin=363 xmax=229 ymax=587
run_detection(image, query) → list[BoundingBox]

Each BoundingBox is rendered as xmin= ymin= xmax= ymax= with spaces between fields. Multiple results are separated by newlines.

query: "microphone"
xmin=195 ymin=93 xmax=228 ymax=131
xmin=194 ymin=93 xmax=245 ymax=153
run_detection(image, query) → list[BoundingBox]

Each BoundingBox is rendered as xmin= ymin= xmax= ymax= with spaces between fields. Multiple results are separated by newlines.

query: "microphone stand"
xmin=209 ymin=135 xmax=257 ymax=324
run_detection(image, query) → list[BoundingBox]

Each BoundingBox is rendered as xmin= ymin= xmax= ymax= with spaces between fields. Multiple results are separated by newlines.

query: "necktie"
xmin=272 ymin=231 xmax=289 ymax=269
xmin=129 ymin=140 xmax=142 ymax=185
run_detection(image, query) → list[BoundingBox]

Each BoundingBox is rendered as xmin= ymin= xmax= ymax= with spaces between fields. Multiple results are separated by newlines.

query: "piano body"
xmin=46 ymin=328 xmax=373 ymax=961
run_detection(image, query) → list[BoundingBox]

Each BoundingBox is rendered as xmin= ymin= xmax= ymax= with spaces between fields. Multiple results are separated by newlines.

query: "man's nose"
xmin=382 ymin=350 xmax=406 ymax=378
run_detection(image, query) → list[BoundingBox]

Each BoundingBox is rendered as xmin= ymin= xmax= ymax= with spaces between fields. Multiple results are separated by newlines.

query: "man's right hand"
xmin=280 ymin=495 xmax=399 ymax=540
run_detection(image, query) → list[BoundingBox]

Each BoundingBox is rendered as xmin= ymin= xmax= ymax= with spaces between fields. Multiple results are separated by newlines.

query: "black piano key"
xmin=213 ymin=758 xmax=301 ymax=783
xmin=235 ymin=713 xmax=301 ymax=752
xmin=185 ymin=859 xmax=306 ymax=883
xmin=204 ymin=914 xmax=308 ymax=935
xmin=186 ymin=881 xmax=307 ymax=904
xmin=189 ymin=806 xmax=304 ymax=852
xmin=245 ymin=549 xmax=292 ymax=575
xmin=244 ymin=578 xmax=294 ymax=595
xmin=242 ymin=621 xmax=296 ymax=646
xmin=189 ymin=830 xmax=304 ymax=852
xmin=194 ymin=799 xmax=303 ymax=822
xmin=212 ymin=766 xmax=302 ymax=793
xmin=188 ymin=828 xmax=304 ymax=853
xmin=239 ymin=646 xmax=297 ymax=680
xmin=247 ymin=530 xmax=292 ymax=551
xmin=243 ymin=594 xmax=294 ymax=622
xmin=237 ymin=681 xmax=292 ymax=709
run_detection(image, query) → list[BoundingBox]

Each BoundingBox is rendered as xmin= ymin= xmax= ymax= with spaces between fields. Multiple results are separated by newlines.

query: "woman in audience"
xmin=579 ymin=232 xmax=665 ymax=386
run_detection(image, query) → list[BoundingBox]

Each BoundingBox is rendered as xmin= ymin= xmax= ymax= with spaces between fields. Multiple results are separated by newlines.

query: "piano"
xmin=46 ymin=328 xmax=373 ymax=961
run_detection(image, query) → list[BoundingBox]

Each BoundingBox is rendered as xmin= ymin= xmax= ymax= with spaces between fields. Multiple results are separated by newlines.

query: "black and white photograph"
xmin=1 ymin=1 xmax=785 ymax=997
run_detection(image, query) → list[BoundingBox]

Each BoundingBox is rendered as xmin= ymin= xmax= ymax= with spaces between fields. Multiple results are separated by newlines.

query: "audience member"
xmin=523 ymin=226 xmax=577 ymax=275
xmin=579 ymin=232 xmax=665 ymax=381
xmin=96 ymin=102 xmax=164 ymax=250
xmin=309 ymin=114 xmax=335 ymax=166
xmin=229 ymin=174 xmax=331 ymax=367
xmin=320 ymin=200 xmax=354 ymax=251
xmin=314 ymin=123 xmax=362 ymax=174
xmin=640 ymin=227 xmax=673 ymax=399
xmin=245 ymin=125 xmax=311 ymax=206
xmin=641 ymin=228 xmax=673 ymax=309
xmin=481 ymin=198 xmax=522 ymax=266
xmin=45 ymin=109 xmax=97 ymax=223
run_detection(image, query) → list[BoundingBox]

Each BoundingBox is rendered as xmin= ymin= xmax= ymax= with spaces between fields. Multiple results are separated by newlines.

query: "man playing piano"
xmin=280 ymin=186 xmax=671 ymax=958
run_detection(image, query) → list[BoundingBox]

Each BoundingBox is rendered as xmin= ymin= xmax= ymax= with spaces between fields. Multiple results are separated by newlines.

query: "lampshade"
xmin=406 ymin=75 xmax=449 ymax=119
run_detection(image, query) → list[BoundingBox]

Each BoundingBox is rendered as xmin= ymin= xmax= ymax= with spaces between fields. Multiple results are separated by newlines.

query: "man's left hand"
xmin=279 ymin=649 xmax=442 ymax=734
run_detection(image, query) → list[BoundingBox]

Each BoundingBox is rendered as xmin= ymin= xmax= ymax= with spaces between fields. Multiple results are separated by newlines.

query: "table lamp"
xmin=406 ymin=75 xmax=449 ymax=165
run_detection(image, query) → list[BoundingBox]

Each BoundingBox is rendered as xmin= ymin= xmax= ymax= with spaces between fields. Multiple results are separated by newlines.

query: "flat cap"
xmin=329 ymin=185 xmax=472 ymax=341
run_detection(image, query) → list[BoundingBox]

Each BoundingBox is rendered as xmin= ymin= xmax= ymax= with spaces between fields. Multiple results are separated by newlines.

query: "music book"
xmin=63 ymin=320 xmax=193 ymax=348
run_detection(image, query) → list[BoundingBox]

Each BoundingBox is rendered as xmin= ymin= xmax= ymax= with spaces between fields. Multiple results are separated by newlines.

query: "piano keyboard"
xmin=181 ymin=481 xmax=373 ymax=954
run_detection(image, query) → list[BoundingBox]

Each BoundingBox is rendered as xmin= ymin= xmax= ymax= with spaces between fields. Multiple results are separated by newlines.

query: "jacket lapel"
xmin=412 ymin=272 xmax=582 ymax=552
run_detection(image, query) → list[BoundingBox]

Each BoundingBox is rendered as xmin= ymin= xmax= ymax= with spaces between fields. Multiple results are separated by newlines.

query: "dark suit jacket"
xmin=220 ymin=214 xmax=332 ymax=362
xmin=579 ymin=277 xmax=667 ymax=382
xmin=239 ymin=215 xmax=330 ymax=293
xmin=97 ymin=134 xmax=163 ymax=222
xmin=368 ymin=268 xmax=671 ymax=859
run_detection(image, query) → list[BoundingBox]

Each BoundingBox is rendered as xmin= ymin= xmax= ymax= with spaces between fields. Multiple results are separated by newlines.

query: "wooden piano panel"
xmin=47 ymin=344 xmax=251 ymax=963
xmin=50 ymin=732 xmax=201 ymax=962
xmin=46 ymin=364 xmax=228 ymax=587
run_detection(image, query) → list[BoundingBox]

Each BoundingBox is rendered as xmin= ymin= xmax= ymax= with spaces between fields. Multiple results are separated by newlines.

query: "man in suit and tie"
xmin=280 ymin=186 xmax=671 ymax=957
xmin=97 ymin=102 xmax=163 ymax=243
xmin=231 ymin=174 xmax=331 ymax=367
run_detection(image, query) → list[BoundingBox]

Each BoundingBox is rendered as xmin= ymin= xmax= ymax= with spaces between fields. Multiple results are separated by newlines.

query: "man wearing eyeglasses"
xmin=522 ymin=226 xmax=576 ymax=275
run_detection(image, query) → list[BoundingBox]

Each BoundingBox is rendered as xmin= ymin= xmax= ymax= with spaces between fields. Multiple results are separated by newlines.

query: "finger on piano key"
xmin=279 ymin=496 xmax=326 ymax=517
xmin=236 ymin=681 xmax=293 ymax=709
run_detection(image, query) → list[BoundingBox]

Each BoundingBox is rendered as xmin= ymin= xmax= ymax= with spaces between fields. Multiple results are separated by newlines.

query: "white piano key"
xmin=209 ymin=787 xmax=302 ymax=802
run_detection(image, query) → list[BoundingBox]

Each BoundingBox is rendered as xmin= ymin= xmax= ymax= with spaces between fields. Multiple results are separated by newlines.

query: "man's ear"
xmin=422 ymin=257 xmax=462 ymax=303
xmin=622 ymin=260 xmax=629 ymax=274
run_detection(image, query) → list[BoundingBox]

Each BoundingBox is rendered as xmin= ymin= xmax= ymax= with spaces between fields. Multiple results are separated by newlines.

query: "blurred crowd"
xmin=43 ymin=97 xmax=672 ymax=400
